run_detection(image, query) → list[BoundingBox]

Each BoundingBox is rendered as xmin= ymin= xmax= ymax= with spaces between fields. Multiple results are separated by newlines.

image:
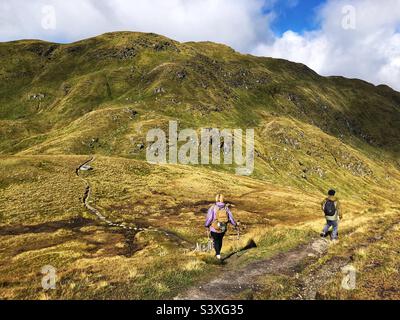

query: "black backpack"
xmin=323 ymin=199 xmax=336 ymax=216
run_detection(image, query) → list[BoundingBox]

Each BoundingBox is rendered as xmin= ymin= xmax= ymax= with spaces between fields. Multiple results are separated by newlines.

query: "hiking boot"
xmin=216 ymin=255 xmax=221 ymax=260
xmin=320 ymin=232 xmax=326 ymax=238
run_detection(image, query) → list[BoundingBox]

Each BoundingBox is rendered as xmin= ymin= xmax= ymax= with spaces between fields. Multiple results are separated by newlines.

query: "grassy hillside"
xmin=0 ymin=32 xmax=399 ymax=299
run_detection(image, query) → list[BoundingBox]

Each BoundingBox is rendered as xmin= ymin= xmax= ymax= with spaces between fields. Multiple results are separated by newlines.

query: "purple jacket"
xmin=205 ymin=202 xmax=236 ymax=233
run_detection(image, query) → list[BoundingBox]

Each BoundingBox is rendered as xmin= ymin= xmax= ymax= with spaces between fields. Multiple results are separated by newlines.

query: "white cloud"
xmin=253 ymin=30 xmax=330 ymax=73
xmin=253 ymin=0 xmax=400 ymax=90
xmin=0 ymin=0 xmax=399 ymax=90
xmin=0 ymin=0 xmax=274 ymax=52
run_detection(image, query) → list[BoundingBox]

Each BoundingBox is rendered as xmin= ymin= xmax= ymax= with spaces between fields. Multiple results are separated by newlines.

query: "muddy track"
xmin=76 ymin=156 xmax=193 ymax=249
xmin=175 ymin=238 xmax=330 ymax=300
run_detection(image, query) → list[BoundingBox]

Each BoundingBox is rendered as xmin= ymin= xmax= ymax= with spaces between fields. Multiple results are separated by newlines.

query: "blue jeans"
xmin=322 ymin=220 xmax=339 ymax=240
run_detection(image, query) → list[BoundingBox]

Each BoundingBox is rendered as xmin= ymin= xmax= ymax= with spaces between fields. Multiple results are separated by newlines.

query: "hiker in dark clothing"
xmin=205 ymin=194 xmax=237 ymax=259
xmin=320 ymin=189 xmax=342 ymax=241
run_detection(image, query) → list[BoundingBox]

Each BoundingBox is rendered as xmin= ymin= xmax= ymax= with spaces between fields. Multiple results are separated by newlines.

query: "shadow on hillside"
xmin=0 ymin=217 xmax=96 ymax=236
xmin=223 ymin=239 xmax=257 ymax=261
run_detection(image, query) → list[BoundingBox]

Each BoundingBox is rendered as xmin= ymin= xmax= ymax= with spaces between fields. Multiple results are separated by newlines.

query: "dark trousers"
xmin=210 ymin=231 xmax=225 ymax=255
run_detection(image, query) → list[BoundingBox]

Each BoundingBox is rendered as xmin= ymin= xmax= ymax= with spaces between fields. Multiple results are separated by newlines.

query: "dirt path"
xmin=175 ymin=238 xmax=330 ymax=300
xmin=77 ymin=156 xmax=140 ymax=231
xmin=76 ymin=156 xmax=193 ymax=249
xmin=295 ymin=219 xmax=400 ymax=300
xmin=177 ymin=215 xmax=400 ymax=300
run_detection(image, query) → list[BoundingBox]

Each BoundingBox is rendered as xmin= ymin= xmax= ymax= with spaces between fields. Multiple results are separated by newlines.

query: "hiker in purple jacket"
xmin=205 ymin=194 xmax=237 ymax=259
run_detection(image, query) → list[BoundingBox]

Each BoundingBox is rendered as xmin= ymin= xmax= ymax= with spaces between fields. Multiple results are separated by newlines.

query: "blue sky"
xmin=268 ymin=0 xmax=325 ymax=35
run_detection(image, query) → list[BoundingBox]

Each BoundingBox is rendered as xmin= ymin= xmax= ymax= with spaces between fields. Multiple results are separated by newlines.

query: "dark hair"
xmin=328 ymin=189 xmax=336 ymax=196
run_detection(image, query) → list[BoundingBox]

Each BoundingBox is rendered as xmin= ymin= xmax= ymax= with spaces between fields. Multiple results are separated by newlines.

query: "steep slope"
xmin=1 ymin=32 xmax=400 ymax=194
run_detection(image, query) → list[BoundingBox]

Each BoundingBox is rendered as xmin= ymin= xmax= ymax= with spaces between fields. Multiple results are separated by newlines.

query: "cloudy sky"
xmin=1 ymin=0 xmax=399 ymax=90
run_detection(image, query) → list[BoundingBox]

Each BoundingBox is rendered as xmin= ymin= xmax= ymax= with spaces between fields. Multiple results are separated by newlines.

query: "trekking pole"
xmin=206 ymin=228 xmax=213 ymax=252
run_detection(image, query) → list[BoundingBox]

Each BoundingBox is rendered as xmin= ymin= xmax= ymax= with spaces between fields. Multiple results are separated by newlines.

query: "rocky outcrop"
xmin=28 ymin=93 xmax=45 ymax=101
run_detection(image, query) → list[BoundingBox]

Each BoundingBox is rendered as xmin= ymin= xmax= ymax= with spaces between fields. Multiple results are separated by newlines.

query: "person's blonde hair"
xmin=215 ymin=194 xmax=224 ymax=203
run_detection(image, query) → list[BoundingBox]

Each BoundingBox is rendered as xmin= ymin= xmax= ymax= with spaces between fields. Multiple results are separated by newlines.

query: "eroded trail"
xmin=176 ymin=214 xmax=400 ymax=300
xmin=77 ymin=157 xmax=139 ymax=231
xmin=76 ymin=156 xmax=194 ymax=249
xmin=296 ymin=218 xmax=400 ymax=300
xmin=176 ymin=238 xmax=330 ymax=300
